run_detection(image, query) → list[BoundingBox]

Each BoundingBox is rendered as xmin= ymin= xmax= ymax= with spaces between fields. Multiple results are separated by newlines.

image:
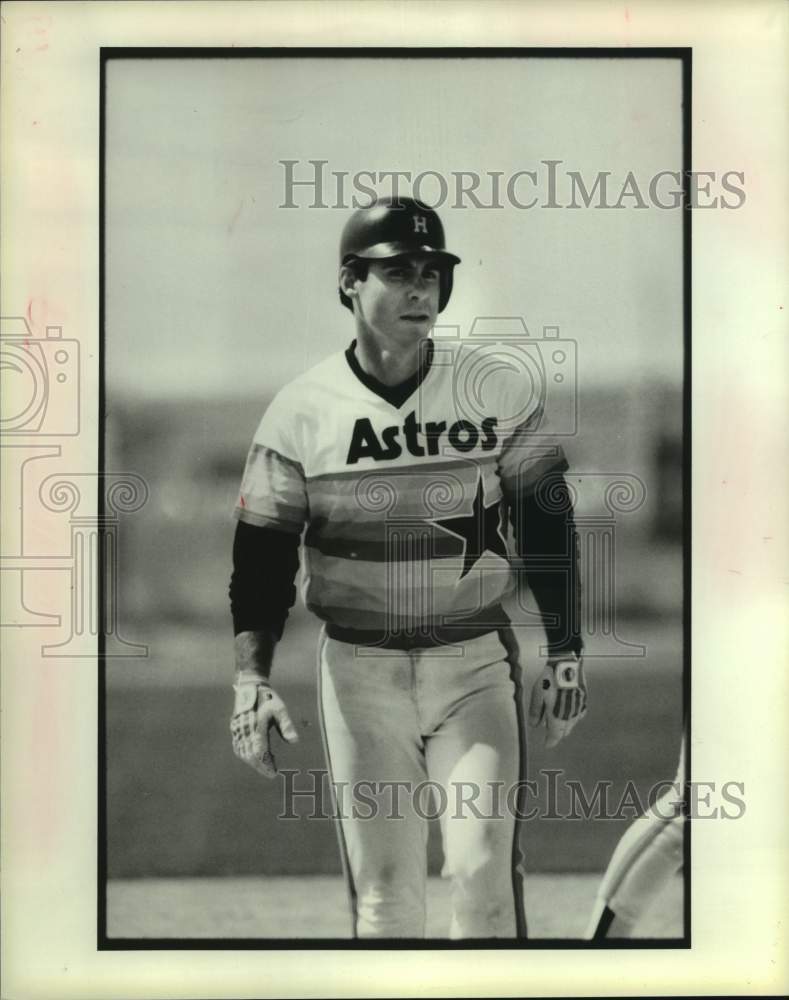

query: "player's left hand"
xmin=528 ymin=654 xmax=588 ymax=749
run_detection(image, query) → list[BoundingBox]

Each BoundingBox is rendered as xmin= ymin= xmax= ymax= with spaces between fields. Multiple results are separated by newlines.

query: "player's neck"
xmin=353 ymin=330 xmax=429 ymax=387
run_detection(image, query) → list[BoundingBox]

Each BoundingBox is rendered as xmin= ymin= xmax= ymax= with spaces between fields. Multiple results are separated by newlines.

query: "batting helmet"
xmin=338 ymin=197 xmax=461 ymax=313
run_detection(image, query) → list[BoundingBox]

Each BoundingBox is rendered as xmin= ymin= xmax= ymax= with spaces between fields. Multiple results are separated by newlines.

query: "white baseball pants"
xmin=318 ymin=628 xmax=527 ymax=939
xmin=586 ymin=737 xmax=685 ymax=937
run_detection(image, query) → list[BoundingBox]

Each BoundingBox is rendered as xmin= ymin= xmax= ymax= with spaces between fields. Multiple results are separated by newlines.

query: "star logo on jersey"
xmin=431 ymin=474 xmax=508 ymax=579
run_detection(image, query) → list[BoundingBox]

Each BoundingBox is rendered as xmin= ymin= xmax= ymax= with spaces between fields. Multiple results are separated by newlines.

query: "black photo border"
xmin=98 ymin=45 xmax=692 ymax=951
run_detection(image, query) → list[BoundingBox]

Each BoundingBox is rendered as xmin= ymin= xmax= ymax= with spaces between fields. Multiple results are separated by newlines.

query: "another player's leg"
xmin=422 ymin=630 xmax=525 ymax=939
xmin=319 ymin=634 xmax=429 ymax=938
xmin=586 ymin=739 xmax=685 ymax=939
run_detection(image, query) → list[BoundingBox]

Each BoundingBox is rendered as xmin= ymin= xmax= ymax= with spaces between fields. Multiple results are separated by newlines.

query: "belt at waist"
xmin=324 ymin=605 xmax=510 ymax=650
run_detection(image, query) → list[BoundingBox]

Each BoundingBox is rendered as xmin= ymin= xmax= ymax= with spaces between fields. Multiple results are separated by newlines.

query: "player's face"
xmin=351 ymin=255 xmax=442 ymax=345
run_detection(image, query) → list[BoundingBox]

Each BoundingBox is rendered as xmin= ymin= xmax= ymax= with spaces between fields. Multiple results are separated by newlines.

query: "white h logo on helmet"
xmin=412 ymin=215 xmax=428 ymax=234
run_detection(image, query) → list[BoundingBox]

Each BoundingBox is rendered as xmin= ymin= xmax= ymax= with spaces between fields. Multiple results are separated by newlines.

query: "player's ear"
xmin=339 ymin=264 xmax=362 ymax=301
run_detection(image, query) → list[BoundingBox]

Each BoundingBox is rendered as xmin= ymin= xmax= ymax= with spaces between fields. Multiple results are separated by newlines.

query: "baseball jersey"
xmin=235 ymin=339 xmax=568 ymax=636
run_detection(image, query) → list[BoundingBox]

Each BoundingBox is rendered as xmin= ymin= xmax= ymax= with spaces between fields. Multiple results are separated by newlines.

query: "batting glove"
xmin=230 ymin=673 xmax=299 ymax=778
xmin=528 ymin=654 xmax=588 ymax=749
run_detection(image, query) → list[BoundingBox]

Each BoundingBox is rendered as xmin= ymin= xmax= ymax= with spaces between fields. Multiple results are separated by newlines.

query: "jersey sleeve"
xmin=497 ymin=402 xmax=569 ymax=500
xmin=234 ymin=392 xmax=308 ymax=535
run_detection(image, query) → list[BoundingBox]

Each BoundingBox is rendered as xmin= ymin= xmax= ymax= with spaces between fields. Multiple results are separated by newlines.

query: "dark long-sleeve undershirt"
xmin=229 ymin=522 xmax=300 ymax=639
xmin=513 ymin=474 xmax=583 ymax=656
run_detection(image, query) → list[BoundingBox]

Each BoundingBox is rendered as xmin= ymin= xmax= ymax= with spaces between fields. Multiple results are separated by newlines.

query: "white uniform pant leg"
xmin=419 ymin=631 xmax=525 ymax=939
xmin=319 ymin=634 xmax=429 ymax=938
xmin=586 ymin=737 xmax=686 ymax=937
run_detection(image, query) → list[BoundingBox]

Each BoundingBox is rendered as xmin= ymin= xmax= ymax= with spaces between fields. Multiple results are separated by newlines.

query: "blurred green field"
xmin=106 ymin=616 xmax=682 ymax=879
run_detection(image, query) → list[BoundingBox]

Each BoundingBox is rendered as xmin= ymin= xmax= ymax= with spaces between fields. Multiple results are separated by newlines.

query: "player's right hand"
xmin=230 ymin=675 xmax=299 ymax=778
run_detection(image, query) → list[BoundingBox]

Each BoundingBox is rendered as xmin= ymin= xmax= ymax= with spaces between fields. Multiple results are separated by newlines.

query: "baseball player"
xmin=586 ymin=737 xmax=686 ymax=938
xmin=229 ymin=197 xmax=587 ymax=939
